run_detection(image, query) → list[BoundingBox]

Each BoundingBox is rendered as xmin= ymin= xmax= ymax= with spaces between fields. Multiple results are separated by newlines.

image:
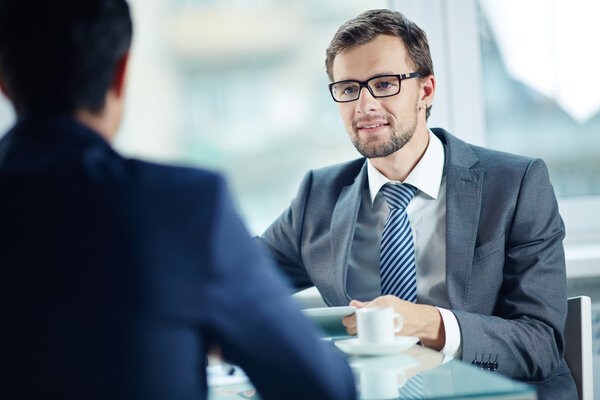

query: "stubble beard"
xmin=350 ymin=108 xmax=418 ymax=159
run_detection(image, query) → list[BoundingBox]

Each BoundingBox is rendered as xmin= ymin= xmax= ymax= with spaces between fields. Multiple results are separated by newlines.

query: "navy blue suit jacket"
xmin=0 ymin=114 xmax=355 ymax=400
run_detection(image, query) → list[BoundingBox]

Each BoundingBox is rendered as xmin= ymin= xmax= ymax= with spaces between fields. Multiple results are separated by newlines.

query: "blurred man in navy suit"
xmin=0 ymin=1 xmax=355 ymax=399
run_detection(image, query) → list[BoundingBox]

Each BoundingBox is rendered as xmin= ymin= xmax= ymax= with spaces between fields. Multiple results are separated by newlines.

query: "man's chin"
xmin=352 ymin=141 xmax=399 ymax=159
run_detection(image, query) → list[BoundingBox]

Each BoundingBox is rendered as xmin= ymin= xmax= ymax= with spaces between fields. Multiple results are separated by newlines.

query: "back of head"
xmin=0 ymin=2 xmax=139 ymax=398
xmin=325 ymin=9 xmax=434 ymax=119
xmin=0 ymin=0 xmax=132 ymax=114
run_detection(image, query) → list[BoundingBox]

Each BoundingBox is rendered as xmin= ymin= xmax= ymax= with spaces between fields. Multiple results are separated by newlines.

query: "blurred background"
xmin=0 ymin=0 xmax=598 ymax=390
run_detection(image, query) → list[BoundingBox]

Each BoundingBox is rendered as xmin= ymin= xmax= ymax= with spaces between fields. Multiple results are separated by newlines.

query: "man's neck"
xmin=74 ymin=108 xmax=116 ymax=143
xmin=369 ymin=126 xmax=430 ymax=182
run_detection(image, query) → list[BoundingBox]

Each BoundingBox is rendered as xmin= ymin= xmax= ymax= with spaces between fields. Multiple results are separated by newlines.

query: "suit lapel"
xmin=434 ymin=129 xmax=484 ymax=309
xmin=330 ymin=161 xmax=367 ymax=304
xmin=445 ymin=165 xmax=484 ymax=308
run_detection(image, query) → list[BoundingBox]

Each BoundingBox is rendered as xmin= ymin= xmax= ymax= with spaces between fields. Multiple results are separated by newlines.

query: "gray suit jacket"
xmin=260 ymin=128 xmax=576 ymax=394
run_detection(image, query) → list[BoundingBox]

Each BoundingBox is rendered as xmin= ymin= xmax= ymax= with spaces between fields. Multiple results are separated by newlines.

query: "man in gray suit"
xmin=259 ymin=9 xmax=577 ymax=398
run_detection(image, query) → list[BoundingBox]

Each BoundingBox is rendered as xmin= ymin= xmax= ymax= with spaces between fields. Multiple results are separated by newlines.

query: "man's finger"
xmin=342 ymin=314 xmax=356 ymax=327
xmin=345 ymin=325 xmax=357 ymax=336
xmin=349 ymin=299 xmax=367 ymax=308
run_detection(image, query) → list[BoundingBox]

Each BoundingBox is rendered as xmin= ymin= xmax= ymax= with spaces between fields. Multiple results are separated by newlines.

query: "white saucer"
xmin=334 ymin=336 xmax=418 ymax=356
xmin=349 ymin=353 xmax=418 ymax=371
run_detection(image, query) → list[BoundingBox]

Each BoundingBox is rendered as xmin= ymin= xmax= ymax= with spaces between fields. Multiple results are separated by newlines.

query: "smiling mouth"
xmin=357 ymin=122 xmax=389 ymax=131
xmin=354 ymin=114 xmax=392 ymax=132
xmin=363 ymin=124 xmax=384 ymax=129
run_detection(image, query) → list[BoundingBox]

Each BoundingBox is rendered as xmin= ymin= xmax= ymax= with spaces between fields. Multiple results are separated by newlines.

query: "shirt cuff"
xmin=436 ymin=307 xmax=462 ymax=362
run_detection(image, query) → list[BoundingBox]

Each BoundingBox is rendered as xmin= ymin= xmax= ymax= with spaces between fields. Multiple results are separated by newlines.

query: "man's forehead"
xmin=331 ymin=35 xmax=412 ymax=81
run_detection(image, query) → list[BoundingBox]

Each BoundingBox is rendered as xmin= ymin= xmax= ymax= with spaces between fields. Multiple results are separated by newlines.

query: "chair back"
xmin=565 ymin=296 xmax=594 ymax=400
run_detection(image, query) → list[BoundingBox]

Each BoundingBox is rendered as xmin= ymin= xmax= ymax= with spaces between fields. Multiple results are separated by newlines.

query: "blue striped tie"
xmin=380 ymin=183 xmax=417 ymax=302
xmin=397 ymin=373 xmax=424 ymax=399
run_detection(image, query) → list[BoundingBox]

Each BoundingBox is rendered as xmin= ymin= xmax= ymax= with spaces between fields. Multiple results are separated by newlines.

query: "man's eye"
xmin=343 ymin=86 xmax=358 ymax=95
xmin=375 ymin=81 xmax=393 ymax=89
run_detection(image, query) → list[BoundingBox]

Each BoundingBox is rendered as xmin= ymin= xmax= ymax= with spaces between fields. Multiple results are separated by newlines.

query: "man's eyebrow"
xmin=367 ymin=72 xmax=396 ymax=79
xmin=335 ymin=72 xmax=398 ymax=82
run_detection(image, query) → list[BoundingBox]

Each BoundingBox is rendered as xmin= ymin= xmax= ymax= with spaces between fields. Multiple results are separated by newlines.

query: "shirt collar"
xmin=367 ymin=129 xmax=445 ymax=205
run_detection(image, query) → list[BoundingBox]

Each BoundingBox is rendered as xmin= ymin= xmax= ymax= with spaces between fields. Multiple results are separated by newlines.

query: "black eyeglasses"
xmin=329 ymin=72 xmax=421 ymax=103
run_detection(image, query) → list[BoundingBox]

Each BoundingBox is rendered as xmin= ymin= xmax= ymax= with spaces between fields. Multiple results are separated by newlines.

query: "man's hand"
xmin=341 ymin=295 xmax=446 ymax=350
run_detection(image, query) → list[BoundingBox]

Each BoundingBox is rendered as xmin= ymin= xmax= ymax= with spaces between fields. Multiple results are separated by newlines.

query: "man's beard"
xmin=350 ymin=110 xmax=417 ymax=159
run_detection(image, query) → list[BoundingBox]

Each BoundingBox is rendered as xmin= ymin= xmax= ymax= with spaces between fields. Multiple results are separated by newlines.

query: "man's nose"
xmin=356 ymin=86 xmax=379 ymax=114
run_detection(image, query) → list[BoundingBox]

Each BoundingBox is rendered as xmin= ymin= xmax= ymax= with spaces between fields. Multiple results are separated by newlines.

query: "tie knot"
xmin=380 ymin=183 xmax=416 ymax=210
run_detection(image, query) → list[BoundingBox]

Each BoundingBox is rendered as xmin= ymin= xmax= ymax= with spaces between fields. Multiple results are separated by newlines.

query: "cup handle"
xmin=393 ymin=313 xmax=403 ymax=333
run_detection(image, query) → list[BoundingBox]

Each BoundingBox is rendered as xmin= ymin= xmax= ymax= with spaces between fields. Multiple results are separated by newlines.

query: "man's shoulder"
xmin=125 ymin=158 xmax=224 ymax=191
xmin=110 ymin=159 xmax=235 ymax=244
xmin=433 ymin=127 xmax=539 ymax=171
xmin=470 ymin=142 xmax=536 ymax=168
xmin=121 ymin=158 xmax=232 ymax=213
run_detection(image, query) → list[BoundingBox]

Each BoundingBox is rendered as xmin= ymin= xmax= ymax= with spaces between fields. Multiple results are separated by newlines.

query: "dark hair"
xmin=0 ymin=0 xmax=132 ymax=114
xmin=326 ymin=9 xmax=434 ymax=119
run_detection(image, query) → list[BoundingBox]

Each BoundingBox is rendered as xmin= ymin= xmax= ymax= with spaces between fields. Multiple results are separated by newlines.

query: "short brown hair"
xmin=325 ymin=9 xmax=434 ymax=119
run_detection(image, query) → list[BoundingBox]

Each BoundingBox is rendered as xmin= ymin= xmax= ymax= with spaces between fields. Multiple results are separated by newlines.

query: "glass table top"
xmin=208 ymin=343 xmax=537 ymax=400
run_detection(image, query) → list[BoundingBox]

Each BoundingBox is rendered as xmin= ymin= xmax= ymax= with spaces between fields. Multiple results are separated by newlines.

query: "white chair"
xmin=564 ymin=296 xmax=594 ymax=400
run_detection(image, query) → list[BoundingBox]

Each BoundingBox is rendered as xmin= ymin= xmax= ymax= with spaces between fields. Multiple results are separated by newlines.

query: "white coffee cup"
xmin=356 ymin=306 xmax=402 ymax=345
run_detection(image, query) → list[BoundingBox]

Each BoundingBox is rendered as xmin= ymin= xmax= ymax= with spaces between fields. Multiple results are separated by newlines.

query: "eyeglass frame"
xmin=328 ymin=72 xmax=421 ymax=103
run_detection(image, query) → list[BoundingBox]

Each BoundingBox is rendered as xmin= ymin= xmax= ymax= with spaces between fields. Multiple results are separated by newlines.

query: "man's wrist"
xmin=418 ymin=305 xmax=445 ymax=350
xmin=436 ymin=307 xmax=462 ymax=360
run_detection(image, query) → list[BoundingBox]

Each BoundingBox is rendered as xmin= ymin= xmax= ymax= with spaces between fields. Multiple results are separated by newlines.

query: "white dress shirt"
xmin=345 ymin=130 xmax=461 ymax=359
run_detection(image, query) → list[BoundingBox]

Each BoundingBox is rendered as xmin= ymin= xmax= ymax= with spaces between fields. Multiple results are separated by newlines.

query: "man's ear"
xmin=419 ymin=75 xmax=435 ymax=110
xmin=421 ymin=74 xmax=435 ymax=106
xmin=111 ymin=52 xmax=130 ymax=99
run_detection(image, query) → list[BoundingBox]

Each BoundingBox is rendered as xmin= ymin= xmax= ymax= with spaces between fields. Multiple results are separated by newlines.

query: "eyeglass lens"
xmin=331 ymin=75 xmax=401 ymax=102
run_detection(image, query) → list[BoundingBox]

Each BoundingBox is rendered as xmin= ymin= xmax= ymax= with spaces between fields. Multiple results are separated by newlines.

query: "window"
xmin=117 ymin=0 xmax=390 ymax=233
xmin=478 ymin=0 xmax=600 ymax=198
